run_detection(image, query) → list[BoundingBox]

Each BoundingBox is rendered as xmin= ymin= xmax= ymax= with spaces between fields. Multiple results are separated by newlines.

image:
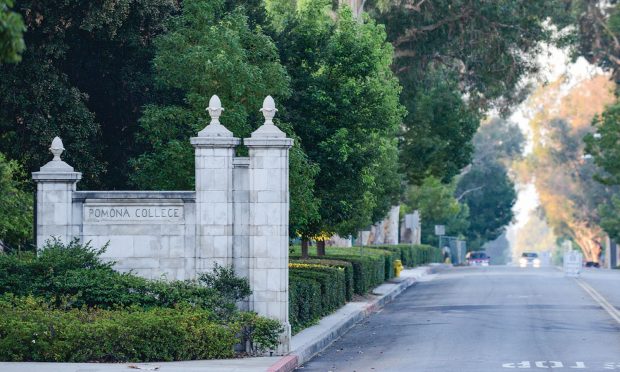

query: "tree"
xmin=523 ymin=74 xmax=617 ymax=262
xmin=585 ymin=98 xmax=620 ymax=244
xmin=0 ymin=0 xmax=179 ymax=188
xmin=365 ymin=0 xmax=569 ymax=184
xmin=455 ymin=118 xmax=522 ymax=251
xmin=273 ymin=3 xmax=405 ymax=248
xmin=456 ymin=162 xmax=516 ymax=251
xmin=0 ymin=0 xmax=24 ymax=63
xmin=404 ymin=176 xmax=469 ymax=247
xmin=399 ymin=72 xmax=481 ymax=184
xmin=0 ymin=152 xmax=32 ymax=251
xmin=129 ymin=0 xmax=320 ymax=239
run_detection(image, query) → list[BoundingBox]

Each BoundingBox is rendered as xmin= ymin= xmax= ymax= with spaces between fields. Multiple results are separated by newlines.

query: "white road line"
xmin=576 ymin=278 xmax=620 ymax=325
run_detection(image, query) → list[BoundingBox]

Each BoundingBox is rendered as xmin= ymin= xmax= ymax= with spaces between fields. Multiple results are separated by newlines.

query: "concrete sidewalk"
xmin=0 ymin=265 xmax=442 ymax=372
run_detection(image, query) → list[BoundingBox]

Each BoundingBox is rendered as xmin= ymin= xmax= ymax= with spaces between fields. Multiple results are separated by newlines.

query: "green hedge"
xmin=372 ymin=244 xmax=442 ymax=267
xmin=289 ymin=264 xmax=346 ymax=334
xmin=0 ymin=295 xmax=240 ymax=362
xmin=0 ymin=239 xmax=282 ymax=360
xmin=290 ymin=259 xmax=353 ymax=301
xmin=291 ymin=246 xmax=391 ymax=295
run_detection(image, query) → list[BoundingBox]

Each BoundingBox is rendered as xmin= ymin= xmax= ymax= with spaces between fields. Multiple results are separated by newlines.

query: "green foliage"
xmin=0 ymin=0 xmax=179 ymax=188
xmin=0 ymin=239 xmax=244 ymax=316
xmin=0 ymin=239 xmax=283 ymax=360
xmin=0 ymin=152 xmax=31 ymax=250
xmin=129 ymin=0 xmax=321 ymax=235
xmin=288 ymin=272 xmax=321 ymax=333
xmin=0 ymin=295 xmax=240 ymax=362
xmin=290 ymin=259 xmax=353 ymax=301
xmin=235 ymin=311 xmax=283 ymax=355
xmin=600 ymin=196 xmax=620 ymax=243
xmin=0 ymin=0 xmax=25 ymax=63
xmin=373 ymin=244 xmax=443 ymax=267
xmin=291 ymin=246 xmax=389 ymax=295
xmin=198 ymin=264 xmax=251 ymax=304
xmin=399 ymin=71 xmax=482 ymax=184
xmin=585 ymin=101 xmax=620 ymax=185
xmin=456 ymin=163 xmax=517 ymax=251
xmin=130 ymin=0 xmax=290 ymax=188
xmin=289 ymin=263 xmax=346 ymax=333
xmin=404 ymin=176 xmax=470 ymax=246
xmin=274 ymin=3 xmax=405 ymax=236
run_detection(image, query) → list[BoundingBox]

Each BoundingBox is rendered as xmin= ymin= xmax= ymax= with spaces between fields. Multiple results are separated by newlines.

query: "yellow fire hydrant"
xmin=394 ymin=260 xmax=404 ymax=277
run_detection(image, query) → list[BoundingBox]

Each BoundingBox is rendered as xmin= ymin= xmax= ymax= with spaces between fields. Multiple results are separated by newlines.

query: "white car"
xmin=519 ymin=252 xmax=541 ymax=268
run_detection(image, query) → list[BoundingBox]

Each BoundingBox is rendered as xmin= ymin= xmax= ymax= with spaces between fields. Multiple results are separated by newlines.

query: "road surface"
xmin=299 ymin=266 xmax=620 ymax=372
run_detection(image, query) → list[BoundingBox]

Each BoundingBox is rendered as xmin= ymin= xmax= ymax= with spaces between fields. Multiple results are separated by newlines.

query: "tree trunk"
xmin=317 ymin=239 xmax=326 ymax=256
xmin=301 ymin=239 xmax=309 ymax=259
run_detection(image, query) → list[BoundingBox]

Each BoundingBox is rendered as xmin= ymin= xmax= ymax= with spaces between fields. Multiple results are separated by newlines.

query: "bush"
xmin=290 ymin=259 xmax=353 ymax=301
xmin=291 ymin=246 xmax=388 ymax=295
xmin=289 ymin=274 xmax=321 ymax=334
xmin=0 ymin=239 xmax=241 ymax=317
xmin=288 ymin=263 xmax=346 ymax=334
xmin=372 ymin=244 xmax=442 ymax=267
xmin=0 ymin=295 xmax=239 ymax=362
xmin=0 ymin=239 xmax=284 ymax=360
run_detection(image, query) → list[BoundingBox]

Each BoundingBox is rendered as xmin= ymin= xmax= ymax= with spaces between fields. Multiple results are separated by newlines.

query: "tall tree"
xmin=366 ymin=0 xmax=569 ymax=184
xmin=273 ymin=2 xmax=405 ymax=243
xmin=0 ymin=0 xmax=179 ymax=188
xmin=523 ymin=75 xmax=617 ymax=262
xmin=129 ymin=0 xmax=320 ymax=238
xmin=455 ymin=118 xmax=522 ymax=251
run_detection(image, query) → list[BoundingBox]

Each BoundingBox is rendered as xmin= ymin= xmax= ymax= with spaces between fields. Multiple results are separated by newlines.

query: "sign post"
xmin=563 ymin=251 xmax=582 ymax=277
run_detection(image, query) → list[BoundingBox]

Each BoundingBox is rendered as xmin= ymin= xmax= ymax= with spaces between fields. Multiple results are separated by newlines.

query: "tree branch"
xmin=455 ymin=185 xmax=484 ymax=201
xmin=394 ymin=6 xmax=473 ymax=46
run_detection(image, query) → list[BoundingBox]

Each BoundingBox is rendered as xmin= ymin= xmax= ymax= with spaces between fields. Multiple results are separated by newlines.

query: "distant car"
xmin=519 ymin=252 xmax=541 ymax=268
xmin=466 ymin=251 xmax=490 ymax=266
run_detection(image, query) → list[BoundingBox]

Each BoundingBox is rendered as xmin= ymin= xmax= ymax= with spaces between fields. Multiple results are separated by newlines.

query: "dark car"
xmin=466 ymin=251 xmax=490 ymax=266
xmin=519 ymin=252 xmax=540 ymax=268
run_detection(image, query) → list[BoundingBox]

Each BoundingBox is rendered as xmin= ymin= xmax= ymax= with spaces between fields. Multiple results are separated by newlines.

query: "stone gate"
xmin=32 ymin=95 xmax=293 ymax=352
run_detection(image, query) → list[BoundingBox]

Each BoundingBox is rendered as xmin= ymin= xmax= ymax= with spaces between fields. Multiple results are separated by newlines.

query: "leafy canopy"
xmin=274 ymin=3 xmax=405 ymax=236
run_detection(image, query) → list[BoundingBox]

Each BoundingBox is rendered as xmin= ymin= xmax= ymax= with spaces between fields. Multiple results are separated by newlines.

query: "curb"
xmin=268 ymin=265 xmax=442 ymax=372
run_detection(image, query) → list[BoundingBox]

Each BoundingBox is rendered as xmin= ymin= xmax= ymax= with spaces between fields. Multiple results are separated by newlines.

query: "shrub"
xmin=288 ymin=263 xmax=346 ymax=334
xmin=289 ymin=273 xmax=321 ymax=333
xmin=290 ymin=259 xmax=353 ymax=301
xmin=291 ymin=246 xmax=387 ymax=295
xmin=0 ymin=239 xmax=246 ymax=317
xmin=0 ymin=295 xmax=240 ymax=362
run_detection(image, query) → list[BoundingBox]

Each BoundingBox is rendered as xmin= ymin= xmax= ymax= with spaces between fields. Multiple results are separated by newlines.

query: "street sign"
xmin=434 ymin=225 xmax=445 ymax=236
xmin=563 ymin=251 xmax=582 ymax=277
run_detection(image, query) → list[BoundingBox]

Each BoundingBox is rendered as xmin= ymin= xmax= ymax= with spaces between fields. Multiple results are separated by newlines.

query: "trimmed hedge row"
xmin=289 ymin=264 xmax=346 ymax=333
xmin=291 ymin=247 xmax=389 ymax=295
xmin=0 ymin=296 xmax=239 ymax=362
xmin=290 ymin=259 xmax=353 ymax=301
xmin=373 ymin=244 xmax=442 ymax=268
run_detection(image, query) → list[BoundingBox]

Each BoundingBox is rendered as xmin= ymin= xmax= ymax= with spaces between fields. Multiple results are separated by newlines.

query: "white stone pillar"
xmin=245 ymin=96 xmax=293 ymax=354
xmin=191 ymin=95 xmax=240 ymax=272
xmin=32 ymin=137 xmax=82 ymax=248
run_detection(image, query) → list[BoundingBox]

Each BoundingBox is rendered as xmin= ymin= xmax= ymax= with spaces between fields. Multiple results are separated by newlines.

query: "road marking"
xmin=502 ymin=361 xmax=585 ymax=369
xmin=575 ymin=279 xmax=620 ymax=325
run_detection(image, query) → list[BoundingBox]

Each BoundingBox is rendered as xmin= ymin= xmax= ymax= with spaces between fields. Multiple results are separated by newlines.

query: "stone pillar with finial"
xmin=32 ymin=137 xmax=82 ymax=248
xmin=190 ymin=95 xmax=240 ymax=271
xmin=245 ymin=96 xmax=293 ymax=354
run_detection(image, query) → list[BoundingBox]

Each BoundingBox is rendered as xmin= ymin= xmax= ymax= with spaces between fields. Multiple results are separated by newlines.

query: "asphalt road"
xmin=299 ymin=266 xmax=620 ymax=372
